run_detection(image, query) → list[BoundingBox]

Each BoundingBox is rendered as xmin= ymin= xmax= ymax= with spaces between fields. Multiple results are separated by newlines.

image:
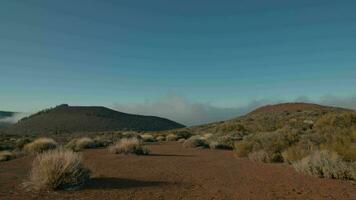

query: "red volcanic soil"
xmin=0 ymin=142 xmax=355 ymax=200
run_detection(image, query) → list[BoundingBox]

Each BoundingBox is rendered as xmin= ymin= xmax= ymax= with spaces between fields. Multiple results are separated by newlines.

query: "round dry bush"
xmin=166 ymin=134 xmax=178 ymax=141
xmin=0 ymin=151 xmax=17 ymax=162
xmin=292 ymin=150 xmax=355 ymax=180
xmin=66 ymin=137 xmax=96 ymax=151
xmin=108 ymin=138 xmax=149 ymax=155
xmin=23 ymin=138 xmax=58 ymax=154
xmin=248 ymin=150 xmax=271 ymax=163
xmin=24 ymin=148 xmax=90 ymax=191
xmin=178 ymin=138 xmax=185 ymax=143
xmin=183 ymin=136 xmax=208 ymax=148
xmin=156 ymin=136 xmax=166 ymax=141
xmin=140 ymin=134 xmax=156 ymax=142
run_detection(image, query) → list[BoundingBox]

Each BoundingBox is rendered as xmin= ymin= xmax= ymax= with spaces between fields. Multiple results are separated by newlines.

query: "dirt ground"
xmin=0 ymin=142 xmax=355 ymax=200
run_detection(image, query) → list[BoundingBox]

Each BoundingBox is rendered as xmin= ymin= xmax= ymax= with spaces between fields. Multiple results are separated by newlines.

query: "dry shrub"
xmin=93 ymin=136 xmax=112 ymax=147
xmin=156 ymin=136 xmax=165 ymax=141
xmin=0 ymin=151 xmax=22 ymax=162
xmin=234 ymin=139 xmax=254 ymax=157
xmin=24 ymin=138 xmax=58 ymax=154
xmin=108 ymin=138 xmax=149 ymax=155
xmin=66 ymin=137 xmax=97 ymax=151
xmin=248 ymin=150 xmax=271 ymax=163
xmin=15 ymin=138 xmax=32 ymax=150
xmin=183 ymin=136 xmax=208 ymax=148
xmin=292 ymin=150 xmax=355 ymax=180
xmin=178 ymin=138 xmax=185 ymax=143
xmin=207 ymin=134 xmax=238 ymax=150
xmin=24 ymin=148 xmax=90 ymax=191
xmin=166 ymin=134 xmax=178 ymax=141
xmin=282 ymin=138 xmax=319 ymax=163
xmin=203 ymin=133 xmax=213 ymax=140
xmin=140 ymin=134 xmax=156 ymax=142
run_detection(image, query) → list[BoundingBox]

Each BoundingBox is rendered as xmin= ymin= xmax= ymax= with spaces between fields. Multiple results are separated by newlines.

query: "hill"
xmin=187 ymin=102 xmax=355 ymax=167
xmin=190 ymin=102 xmax=351 ymax=135
xmin=2 ymin=104 xmax=184 ymax=134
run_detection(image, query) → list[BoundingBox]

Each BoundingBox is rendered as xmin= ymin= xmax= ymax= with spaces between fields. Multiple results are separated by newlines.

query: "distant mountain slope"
xmin=3 ymin=104 xmax=185 ymax=134
xmin=190 ymin=103 xmax=352 ymax=134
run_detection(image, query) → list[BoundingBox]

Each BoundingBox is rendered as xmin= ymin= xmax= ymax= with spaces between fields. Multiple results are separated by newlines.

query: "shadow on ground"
xmin=147 ymin=153 xmax=194 ymax=157
xmin=84 ymin=177 xmax=170 ymax=190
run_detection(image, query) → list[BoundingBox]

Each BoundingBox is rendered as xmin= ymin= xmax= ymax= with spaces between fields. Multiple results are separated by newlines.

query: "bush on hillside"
xmin=183 ymin=136 xmax=208 ymax=148
xmin=248 ymin=150 xmax=271 ymax=163
xmin=292 ymin=150 xmax=355 ymax=180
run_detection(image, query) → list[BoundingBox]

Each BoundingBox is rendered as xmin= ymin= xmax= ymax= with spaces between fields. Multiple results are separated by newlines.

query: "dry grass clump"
xmin=166 ymin=134 xmax=178 ymax=141
xmin=65 ymin=137 xmax=97 ymax=151
xmin=140 ymin=134 xmax=156 ymax=142
xmin=183 ymin=136 xmax=208 ymax=148
xmin=178 ymin=138 xmax=185 ymax=143
xmin=292 ymin=150 xmax=355 ymax=180
xmin=248 ymin=150 xmax=271 ymax=163
xmin=0 ymin=151 xmax=22 ymax=162
xmin=207 ymin=134 xmax=240 ymax=150
xmin=235 ymin=130 xmax=299 ymax=162
xmin=156 ymin=135 xmax=165 ymax=141
xmin=108 ymin=138 xmax=149 ymax=155
xmin=23 ymin=138 xmax=58 ymax=154
xmin=23 ymin=148 xmax=90 ymax=191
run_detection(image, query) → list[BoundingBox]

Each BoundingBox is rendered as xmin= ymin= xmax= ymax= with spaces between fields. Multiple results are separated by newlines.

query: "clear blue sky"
xmin=1 ymin=0 xmax=356 ymax=113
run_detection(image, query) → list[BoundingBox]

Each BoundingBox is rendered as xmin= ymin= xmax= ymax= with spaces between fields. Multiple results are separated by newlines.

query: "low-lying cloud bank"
xmin=113 ymin=94 xmax=356 ymax=126
xmin=0 ymin=113 xmax=31 ymax=124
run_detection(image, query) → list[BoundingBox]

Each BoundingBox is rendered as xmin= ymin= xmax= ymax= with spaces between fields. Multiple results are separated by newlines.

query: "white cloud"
xmin=113 ymin=93 xmax=356 ymax=126
xmin=0 ymin=113 xmax=31 ymax=124
xmin=113 ymin=95 xmax=276 ymax=126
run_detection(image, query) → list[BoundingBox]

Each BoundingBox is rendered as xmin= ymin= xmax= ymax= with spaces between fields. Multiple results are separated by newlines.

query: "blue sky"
xmin=0 ymin=0 xmax=355 ymax=124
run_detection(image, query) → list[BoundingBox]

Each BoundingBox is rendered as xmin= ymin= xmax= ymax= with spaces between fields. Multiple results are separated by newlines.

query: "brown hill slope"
xmin=2 ymin=104 xmax=185 ymax=134
xmin=190 ymin=102 xmax=352 ymax=135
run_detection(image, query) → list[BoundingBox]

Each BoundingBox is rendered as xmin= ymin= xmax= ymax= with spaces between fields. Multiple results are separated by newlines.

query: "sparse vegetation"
xmin=23 ymin=138 xmax=58 ymax=154
xmin=156 ymin=135 xmax=165 ymax=141
xmin=65 ymin=137 xmax=97 ymax=151
xmin=292 ymin=150 xmax=355 ymax=180
xmin=0 ymin=151 xmax=22 ymax=162
xmin=183 ymin=136 xmax=208 ymax=148
xmin=108 ymin=138 xmax=149 ymax=155
xmin=23 ymin=148 xmax=90 ymax=191
xmin=166 ymin=134 xmax=178 ymax=141
xmin=248 ymin=150 xmax=271 ymax=163
xmin=140 ymin=134 xmax=156 ymax=142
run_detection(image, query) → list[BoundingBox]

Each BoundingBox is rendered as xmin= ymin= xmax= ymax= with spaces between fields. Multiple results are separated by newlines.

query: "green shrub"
xmin=24 ymin=148 xmax=90 ymax=191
